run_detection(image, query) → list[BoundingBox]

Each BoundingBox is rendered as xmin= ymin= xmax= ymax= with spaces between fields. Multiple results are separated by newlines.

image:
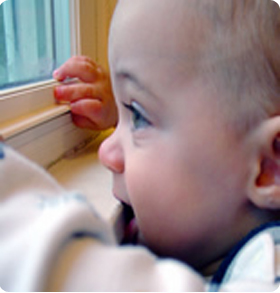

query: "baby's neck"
xmin=200 ymin=258 xmax=223 ymax=277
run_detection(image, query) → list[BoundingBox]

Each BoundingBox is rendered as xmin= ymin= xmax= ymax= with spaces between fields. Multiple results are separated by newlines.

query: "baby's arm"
xmin=53 ymin=56 xmax=118 ymax=131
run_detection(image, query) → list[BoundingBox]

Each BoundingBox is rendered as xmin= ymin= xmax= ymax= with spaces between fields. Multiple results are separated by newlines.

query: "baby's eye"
xmin=123 ymin=102 xmax=151 ymax=130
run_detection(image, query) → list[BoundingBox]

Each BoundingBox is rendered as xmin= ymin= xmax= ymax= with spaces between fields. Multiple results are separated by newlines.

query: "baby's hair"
xmin=193 ymin=0 xmax=280 ymax=136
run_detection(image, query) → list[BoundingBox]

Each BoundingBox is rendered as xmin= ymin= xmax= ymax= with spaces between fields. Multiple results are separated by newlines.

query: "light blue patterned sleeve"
xmin=0 ymin=143 xmax=4 ymax=160
xmin=0 ymin=144 xmax=116 ymax=292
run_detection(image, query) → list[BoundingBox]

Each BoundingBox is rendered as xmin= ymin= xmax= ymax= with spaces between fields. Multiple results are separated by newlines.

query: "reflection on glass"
xmin=0 ymin=0 xmax=71 ymax=90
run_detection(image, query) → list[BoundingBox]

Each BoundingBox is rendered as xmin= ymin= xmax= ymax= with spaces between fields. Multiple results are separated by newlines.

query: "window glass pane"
xmin=0 ymin=0 xmax=71 ymax=90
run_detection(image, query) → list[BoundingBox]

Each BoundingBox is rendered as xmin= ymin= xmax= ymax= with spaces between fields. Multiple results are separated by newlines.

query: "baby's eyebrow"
xmin=116 ymin=71 xmax=159 ymax=101
xmin=117 ymin=71 xmax=145 ymax=91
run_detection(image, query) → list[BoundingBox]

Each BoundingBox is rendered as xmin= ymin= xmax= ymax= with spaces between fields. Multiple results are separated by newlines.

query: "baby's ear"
xmin=248 ymin=116 xmax=280 ymax=210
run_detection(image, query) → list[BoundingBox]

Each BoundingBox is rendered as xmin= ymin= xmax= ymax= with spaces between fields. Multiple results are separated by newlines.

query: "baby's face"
xmin=100 ymin=0 xmax=253 ymax=269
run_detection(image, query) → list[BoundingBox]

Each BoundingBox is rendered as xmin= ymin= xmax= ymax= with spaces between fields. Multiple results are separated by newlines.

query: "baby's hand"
xmin=53 ymin=56 xmax=118 ymax=130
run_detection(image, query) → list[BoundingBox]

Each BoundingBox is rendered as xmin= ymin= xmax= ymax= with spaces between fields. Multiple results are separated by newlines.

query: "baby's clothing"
xmin=0 ymin=144 xmax=279 ymax=292
xmin=209 ymin=222 xmax=280 ymax=291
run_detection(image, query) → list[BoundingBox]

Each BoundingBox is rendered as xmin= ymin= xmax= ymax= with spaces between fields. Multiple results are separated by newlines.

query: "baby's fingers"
xmin=70 ymin=99 xmax=107 ymax=130
xmin=54 ymin=83 xmax=100 ymax=103
xmin=71 ymin=114 xmax=100 ymax=130
xmin=70 ymin=99 xmax=116 ymax=130
xmin=53 ymin=56 xmax=99 ymax=83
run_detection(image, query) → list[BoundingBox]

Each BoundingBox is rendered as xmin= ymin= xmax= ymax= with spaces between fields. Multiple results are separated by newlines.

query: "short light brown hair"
xmin=194 ymin=0 xmax=280 ymax=135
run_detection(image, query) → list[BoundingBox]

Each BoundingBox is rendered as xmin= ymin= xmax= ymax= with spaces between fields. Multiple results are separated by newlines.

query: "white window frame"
xmin=0 ymin=0 xmax=117 ymax=167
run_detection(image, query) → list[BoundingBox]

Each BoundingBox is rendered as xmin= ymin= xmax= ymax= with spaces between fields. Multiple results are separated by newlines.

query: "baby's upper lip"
xmin=113 ymin=189 xmax=131 ymax=206
xmin=113 ymin=191 xmax=124 ymax=203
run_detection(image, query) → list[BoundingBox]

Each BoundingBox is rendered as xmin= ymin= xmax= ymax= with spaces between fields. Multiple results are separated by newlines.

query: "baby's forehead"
xmin=114 ymin=0 xmax=208 ymax=33
xmin=112 ymin=0 xmax=260 ymax=51
xmin=110 ymin=0 xmax=268 ymax=88
xmin=111 ymin=1 xmax=213 ymax=68
xmin=113 ymin=0 xmax=229 ymax=32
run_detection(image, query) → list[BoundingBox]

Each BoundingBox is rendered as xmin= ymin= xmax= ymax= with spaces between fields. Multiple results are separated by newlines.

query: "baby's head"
xmin=99 ymin=0 xmax=280 ymax=271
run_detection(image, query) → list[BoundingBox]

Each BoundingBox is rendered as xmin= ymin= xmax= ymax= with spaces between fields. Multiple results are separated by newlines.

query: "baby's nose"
xmin=98 ymin=131 xmax=124 ymax=174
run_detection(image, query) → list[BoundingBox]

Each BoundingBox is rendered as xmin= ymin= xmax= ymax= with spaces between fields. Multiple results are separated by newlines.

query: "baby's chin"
xmin=120 ymin=205 xmax=195 ymax=264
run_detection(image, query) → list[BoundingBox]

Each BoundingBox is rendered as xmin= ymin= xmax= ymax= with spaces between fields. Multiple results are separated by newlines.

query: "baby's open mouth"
xmin=121 ymin=203 xmax=139 ymax=245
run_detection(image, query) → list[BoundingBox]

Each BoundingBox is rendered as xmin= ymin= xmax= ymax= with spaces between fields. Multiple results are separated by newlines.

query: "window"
xmin=0 ymin=0 xmax=71 ymax=90
xmin=0 ymin=0 xmax=117 ymax=168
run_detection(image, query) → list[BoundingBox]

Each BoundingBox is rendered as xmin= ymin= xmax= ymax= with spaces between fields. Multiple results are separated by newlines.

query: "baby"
xmin=99 ymin=0 xmax=280 ymax=273
xmin=2 ymin=0 xmax=280 ymax=291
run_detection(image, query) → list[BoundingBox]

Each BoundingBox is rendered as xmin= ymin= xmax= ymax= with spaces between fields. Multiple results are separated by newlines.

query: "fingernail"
xmin=54 ymin=86 xmax=62 ymax=98
xmin=53 ymin=69 xmax=61 ymax=80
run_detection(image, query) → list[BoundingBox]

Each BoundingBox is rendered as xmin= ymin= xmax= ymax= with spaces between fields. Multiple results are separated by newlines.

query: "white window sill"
xmin=0 ymin=104 xmax=70 ymax=140
xmin=0 ymin=76 xmax=101 ymax=168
